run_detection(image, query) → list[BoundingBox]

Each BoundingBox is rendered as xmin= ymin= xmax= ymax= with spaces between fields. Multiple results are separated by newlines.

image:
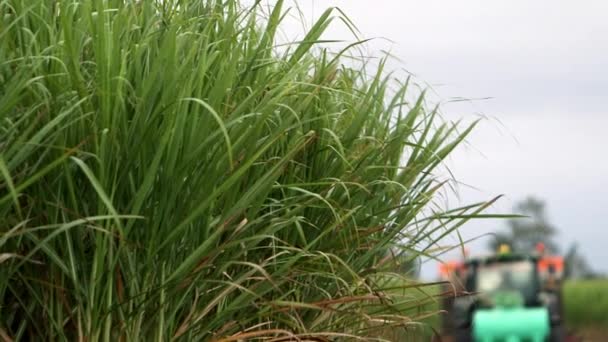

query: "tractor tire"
xmin=453 ymin=329 xmax=473 ymax=342
xmin=548 ymin=325 xmax=565 ymax=342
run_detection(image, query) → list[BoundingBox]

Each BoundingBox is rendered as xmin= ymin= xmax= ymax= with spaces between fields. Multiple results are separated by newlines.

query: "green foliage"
xmin=0 ymin=0 xmax=488 ymax=340
xmin=372 ymin=282 xmax=443 ymax=341
xmin=563 ymin=280 xmax=608 ymax=330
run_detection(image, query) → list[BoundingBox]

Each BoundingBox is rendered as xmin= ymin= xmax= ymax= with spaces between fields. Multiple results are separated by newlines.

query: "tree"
xmin=489 ymin=196 xmax=559 ymax=253
xmin=564 ymin=243 xmax=595 ymax=279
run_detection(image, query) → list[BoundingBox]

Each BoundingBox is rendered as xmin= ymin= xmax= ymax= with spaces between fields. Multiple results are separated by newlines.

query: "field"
xmin=563 ymin=279 xmax=608 ymax=335
xmin=7 ymin=0 xmax=600 ymax=340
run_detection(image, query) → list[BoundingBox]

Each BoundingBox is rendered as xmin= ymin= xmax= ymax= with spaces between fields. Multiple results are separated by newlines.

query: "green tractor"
xmin=442 ymin=246 xmax=565 ymax=342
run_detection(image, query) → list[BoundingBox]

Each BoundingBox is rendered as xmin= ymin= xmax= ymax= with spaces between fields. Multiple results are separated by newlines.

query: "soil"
xmin=568 ymin=327 xmax=608 ymax=342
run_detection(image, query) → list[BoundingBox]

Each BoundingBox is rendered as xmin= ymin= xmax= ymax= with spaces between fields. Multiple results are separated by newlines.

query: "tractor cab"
xmin=467 ymin=251 xmax=541 ymax=308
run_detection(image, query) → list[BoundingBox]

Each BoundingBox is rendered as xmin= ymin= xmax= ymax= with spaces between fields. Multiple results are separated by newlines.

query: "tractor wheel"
xmin=453 ymin=329 xmax=473 ymax=342
xmin=548 ymin=324 xmax=565 ymax=342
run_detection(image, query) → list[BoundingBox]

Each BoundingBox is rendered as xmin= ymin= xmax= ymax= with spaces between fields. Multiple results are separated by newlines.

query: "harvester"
xmin=439 ymin=244 xmax=565 ymax=342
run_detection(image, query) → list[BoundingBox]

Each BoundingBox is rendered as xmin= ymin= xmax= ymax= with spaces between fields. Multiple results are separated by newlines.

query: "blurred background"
xmin=280 ymin=0 xmax=608 ymax=279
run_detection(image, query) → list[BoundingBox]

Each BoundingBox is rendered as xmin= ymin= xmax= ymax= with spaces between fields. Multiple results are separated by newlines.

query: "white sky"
xmin=278 ymin=0 xmax=608 ymax=277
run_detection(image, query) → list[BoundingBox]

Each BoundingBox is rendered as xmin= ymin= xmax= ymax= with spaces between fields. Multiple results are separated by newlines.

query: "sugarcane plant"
xmin=0 ymin=0 xmax=495 ymax=340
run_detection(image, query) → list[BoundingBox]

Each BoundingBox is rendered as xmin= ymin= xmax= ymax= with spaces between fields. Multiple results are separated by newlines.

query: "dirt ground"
xmin=571 ymin=327 xmax=608 ymax=342
xmin=435 ymin=328 xmax=607 ymax=342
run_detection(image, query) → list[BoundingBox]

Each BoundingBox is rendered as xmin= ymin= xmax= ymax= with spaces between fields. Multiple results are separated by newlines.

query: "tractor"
xmin=439 ymin=244 xmax=565 ymax=342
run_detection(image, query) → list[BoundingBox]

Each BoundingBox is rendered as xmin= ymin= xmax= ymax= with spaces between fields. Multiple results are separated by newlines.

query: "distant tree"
xmin=564 ymin=243 xmax=595 ymax=279
xmin=489 ymin=196 xmax=559 ymax=253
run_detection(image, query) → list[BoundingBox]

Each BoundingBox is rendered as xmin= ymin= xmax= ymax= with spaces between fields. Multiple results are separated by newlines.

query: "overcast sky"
xmin=279 ymin=0 xmax=608 ymax=277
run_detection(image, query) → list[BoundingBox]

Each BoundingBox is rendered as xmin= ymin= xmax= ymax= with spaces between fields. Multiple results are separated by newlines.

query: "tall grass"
xmin=0 ymin=0 xmax=492 ymax=340
xmin=563 ymin=280 xmax=608 ymax=331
